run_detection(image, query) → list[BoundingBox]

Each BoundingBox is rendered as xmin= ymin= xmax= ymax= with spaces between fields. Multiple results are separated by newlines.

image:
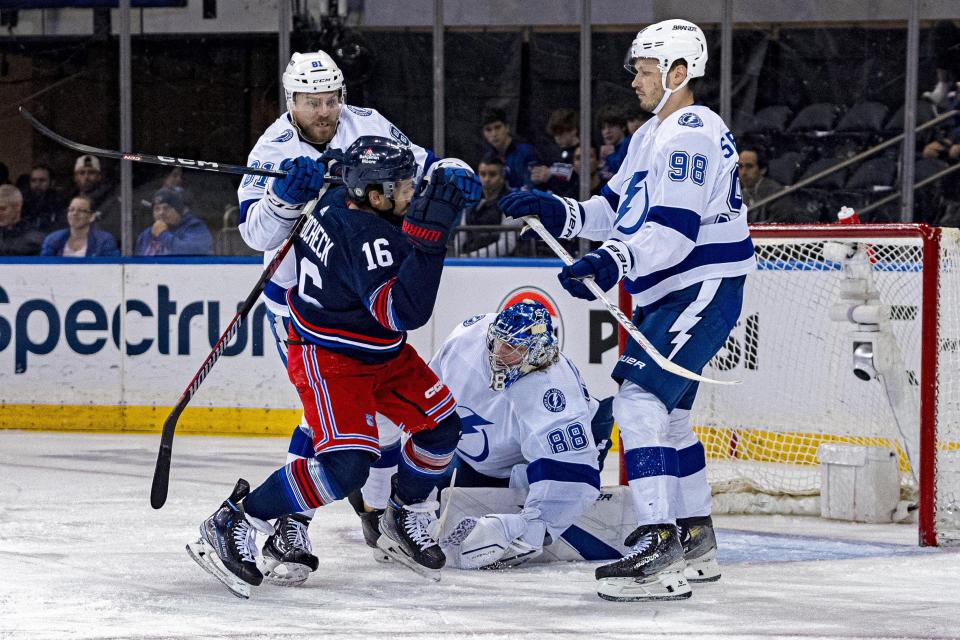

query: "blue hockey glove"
xmin=500 ymin=189 xmax=583 ymax=239
xmin=557 ymin=241 xmax=631 ymax=301
xmin=266 ymin=156 xmax=327 ymax=212
xmin=446 ymin=167 xmax=483 ymax=209
xmin=403 ymin=167 xmax=466 ymax=254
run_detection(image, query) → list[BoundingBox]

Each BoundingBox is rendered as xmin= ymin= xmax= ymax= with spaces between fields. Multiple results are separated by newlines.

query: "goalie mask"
xmin=625 ymin=19 xmax=707 ymax=115
xmin=486 ymin=301 xmax=559 ymax=391
xmin=341 ymin=135 xmax=417 ymax=204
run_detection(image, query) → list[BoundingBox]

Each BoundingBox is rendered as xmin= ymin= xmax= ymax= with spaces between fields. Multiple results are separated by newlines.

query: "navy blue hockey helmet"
xmin=341 ymin=135 xmax=417 ymax=203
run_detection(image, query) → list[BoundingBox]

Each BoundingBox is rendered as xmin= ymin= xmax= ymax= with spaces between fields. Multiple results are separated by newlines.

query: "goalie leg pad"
xmin=457 ymin=513 xmax=543 ymax=570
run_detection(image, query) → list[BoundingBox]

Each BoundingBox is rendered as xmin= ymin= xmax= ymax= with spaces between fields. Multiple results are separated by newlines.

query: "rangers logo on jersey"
xmin=543 ymin=388 xmax=566 ymax=412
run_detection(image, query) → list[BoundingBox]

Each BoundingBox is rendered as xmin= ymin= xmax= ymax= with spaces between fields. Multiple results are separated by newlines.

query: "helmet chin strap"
xmin=651 ymin=69 xmax=692 ymax=115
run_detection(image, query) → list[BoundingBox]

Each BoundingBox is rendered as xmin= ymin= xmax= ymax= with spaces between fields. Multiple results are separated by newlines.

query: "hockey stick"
xmin=522 ymin=217 xmax=738 ymax=386
xmin=20 ymin=106 xmax=284 ymax=179
xmin=150 ymin=216 xmax=307 ymax=509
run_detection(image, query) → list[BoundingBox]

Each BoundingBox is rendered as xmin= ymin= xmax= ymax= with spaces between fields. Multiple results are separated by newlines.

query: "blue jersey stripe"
xmin=238 ymin=198 xmax=258 ymax=225
xmin=645 ymin=205 xmax=701 ymax=243
xmin=600 ymin=183 xmax=620 ymax=212
xmin=264 ymin=280 xmax=288 ymax=306
xmin=527 ymin=459 xmax=601 ymax=490
xmin=625 ymin=236 xmax=755 ymax=294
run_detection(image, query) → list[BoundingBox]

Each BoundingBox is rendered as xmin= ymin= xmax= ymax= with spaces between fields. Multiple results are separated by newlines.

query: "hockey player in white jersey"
xmin=501 ymin=20 xmax=756 ymax=601
xmin=236 ymin=50 xmax=480 ymax=584
xmin=428 ymin=301 xmax=613 ymax=570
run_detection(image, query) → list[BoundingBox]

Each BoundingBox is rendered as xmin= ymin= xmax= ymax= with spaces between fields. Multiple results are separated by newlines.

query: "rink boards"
xmin=0 ymin=257 xmax=629 ymax=435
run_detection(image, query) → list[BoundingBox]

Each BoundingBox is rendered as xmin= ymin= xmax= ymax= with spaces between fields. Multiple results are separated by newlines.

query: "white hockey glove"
xmin=458 ymin=512 xmax=547 ymax=570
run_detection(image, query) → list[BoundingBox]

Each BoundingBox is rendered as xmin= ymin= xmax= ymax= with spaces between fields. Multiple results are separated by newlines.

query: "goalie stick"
xmin=20 ymin=106 xmax=285 ymax=179
xmin=522 ymin=217 xmax=738 ymax=386
xmin=150 ymin=215 xmax=308 ymax=509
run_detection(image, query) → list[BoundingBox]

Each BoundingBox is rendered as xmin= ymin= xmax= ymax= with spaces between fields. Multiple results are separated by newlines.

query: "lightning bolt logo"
xmin=456 ymin=406 xmax=493 ymax=463
xmin=613 ymin=170 xmax=649 ymax=234
xmin=666 ymin=280 xmax=722 ymax=360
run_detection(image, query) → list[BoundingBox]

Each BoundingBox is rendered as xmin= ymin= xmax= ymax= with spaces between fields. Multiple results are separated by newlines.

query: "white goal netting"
xmin=691 ymin=225 xmax=960 ymax=545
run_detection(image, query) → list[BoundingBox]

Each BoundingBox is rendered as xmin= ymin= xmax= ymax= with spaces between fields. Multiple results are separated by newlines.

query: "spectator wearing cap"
xmin=40 ymin=194 xmax=119 ymax=257
xmin=22 ymin=164 xmax=68 ymax=234
xmin=0 ymin=184 xmax=44 ymax=256
xmin=135 ymin=187 xmax=213 ymax=256
xmin=71 ymin=154 xmax=120 ymax=237
xmin=597 ymin=105 xmax=631 ymax=180
xmin=480 ymin=107 xmax=543 ymax=190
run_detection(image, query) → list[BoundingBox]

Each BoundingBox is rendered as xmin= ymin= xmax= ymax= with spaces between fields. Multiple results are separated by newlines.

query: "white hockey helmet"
xmin=282 ymin=50 xmax=346 ymax=108
xmin=627 ymin=19 xmax=708 ymax=113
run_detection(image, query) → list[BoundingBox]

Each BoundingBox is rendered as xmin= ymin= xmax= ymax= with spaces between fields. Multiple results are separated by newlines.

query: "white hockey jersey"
xmin=237 ymin=105 xmax=431 ymax=316
xmin=429 ymin=314 xmax=601 ymax=540
xmin=579 ymin=105 xmax=756 ymax=306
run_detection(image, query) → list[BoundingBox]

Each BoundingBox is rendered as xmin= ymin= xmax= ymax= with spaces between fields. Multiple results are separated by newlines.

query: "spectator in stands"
xmin=456 ymin=154 xmax=520 ymax=257
xmin=21 ymin=164 xmax=68 ymax=234
xmin=480 ymin=107 xmax=542 ymax=190
xmin=135 ymin=187 xmax=213 ymax=256
xmin=531 ymin=108 xmax=580 ymax=197
xmin=740 ymin=148 xmax=806 ymax=223
xmin=574 ymin=145 xmax=604 ymax=197
xmin=923 ymin=20 xmax=960 ymax=108
xmin=71 ymin=154 xmax=120 ymax=237
xmin=0 ymin=184 xmax=44 ymax=256
xmin=40 ymin=194 xmax=119 ymax=257
xmin=598 ymin=105 xmax=631 ymax=180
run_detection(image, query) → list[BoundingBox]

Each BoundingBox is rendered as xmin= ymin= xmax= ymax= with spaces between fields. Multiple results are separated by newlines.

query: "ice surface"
xmin=2 ymin=431 xmax=958 ymax=640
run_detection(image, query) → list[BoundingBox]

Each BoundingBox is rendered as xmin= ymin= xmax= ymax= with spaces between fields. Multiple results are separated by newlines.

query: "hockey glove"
xmin=500 ymin=189 xmax=584 ymax=239
xmin=446 ymin=167 xmax=483 ymax=209
xmin=402 ymin=167 xmax=466 ymax=254
xmin=265 ymin=156 xmax=327 ymax=215
xmin=557 ymin=240 xmax=632 ymax=301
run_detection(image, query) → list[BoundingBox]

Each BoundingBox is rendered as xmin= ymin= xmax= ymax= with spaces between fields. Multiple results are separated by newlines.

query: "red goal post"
xmin=617 ymin=223 xmax=960 ymax=547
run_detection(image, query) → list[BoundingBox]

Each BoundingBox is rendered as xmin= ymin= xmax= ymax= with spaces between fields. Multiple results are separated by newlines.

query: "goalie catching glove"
xmin=500 ymin=189 xmax=584 ymax=239
xmin=456 ymin=512 xmax=547 ymax=570
xmin=402 ymin=167 xmax=465 ymax=254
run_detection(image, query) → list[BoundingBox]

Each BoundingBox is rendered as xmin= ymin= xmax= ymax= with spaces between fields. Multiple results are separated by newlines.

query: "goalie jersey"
xmin=429 ymin=314 xmax=601 ymax=540
xmin=577 ymin=105 xmax=756 ymax=306
xmin=237 ymin=106 xmax=432 ymax=316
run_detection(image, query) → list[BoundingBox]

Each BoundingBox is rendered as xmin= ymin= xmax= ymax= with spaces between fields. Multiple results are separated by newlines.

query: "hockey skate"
xmin=347 ymin=490 xmax=390 ymax=563
xmin=258 ymin=513 xmax=320 ymax=586
xmin=377 ymin=497 xmax=445 ymax=581
xmin=595 ymin=523 xmax=692 ymax=602
xmin=678 ymin=516 xmax=721 ymax=583
xmin=186 ymin=479 xmax=274 ymax=599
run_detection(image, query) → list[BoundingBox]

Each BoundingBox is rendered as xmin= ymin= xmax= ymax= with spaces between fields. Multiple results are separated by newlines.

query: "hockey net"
xmin=624 ymin=224 xmax=960 ymax=546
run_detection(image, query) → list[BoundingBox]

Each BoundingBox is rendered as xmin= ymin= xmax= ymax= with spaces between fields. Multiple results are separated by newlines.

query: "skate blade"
xmin=684 ymin=557 xmax=721 ymax=583
xmin=371 ymin=548 xmax=393 ymax=564
xmin=186 ymin=540 xmax=252 ymax=599
xmin=376 ymin=535 xmax=441 ymax=582
xmin=257 ymin=556 xmax=311 ymax=587
xmin=597 ymin=571 xmax=692 ymax=602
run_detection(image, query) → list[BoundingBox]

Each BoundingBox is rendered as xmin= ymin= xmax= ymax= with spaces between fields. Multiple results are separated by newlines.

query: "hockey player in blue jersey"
xmin=237 ymin=50 xmax=480 ymax=584
xmin=428 ymin=301 xmax=615 ymax=570
xmin=501 ymin=19 xmax=756 ymax=601
xmin=187 ymin=136 xmax=466 ymax=598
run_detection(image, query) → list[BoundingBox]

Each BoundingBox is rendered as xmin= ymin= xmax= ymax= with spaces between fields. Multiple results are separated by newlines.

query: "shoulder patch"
xmin=347 ymin=105 xmax=373 ymax=117
xmin=677 ymin=113 xmax=704 ymax=128
xmin=463 ymin=314 xmax=486 ymax=327
xmin=390 ymin=125 xmax=410 ymax=146
xmin=272 ymin=129 xmax=295 ymax=143
xmin=543 ymin=388 xmax=566 ymax=413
